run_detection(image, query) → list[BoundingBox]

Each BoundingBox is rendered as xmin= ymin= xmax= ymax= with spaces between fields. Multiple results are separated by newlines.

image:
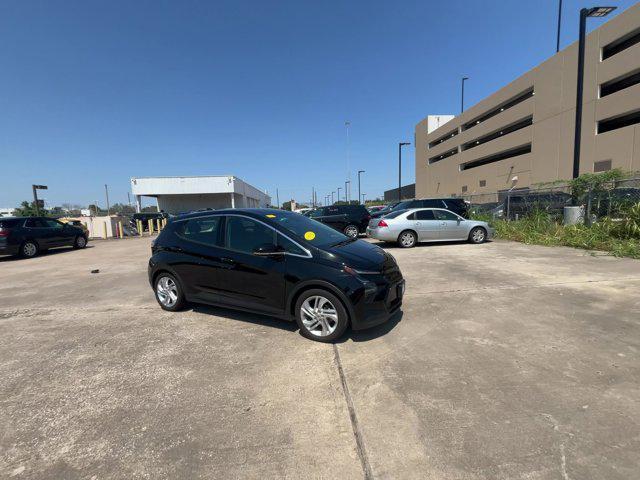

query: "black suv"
xmin=371 ymin=198 xmax=469 ymax=219
xmin=0 ymin=217 xmax=88 ymax=258
xmin=307 ymin=205 xmax=371 ymax=237
xmin=148 ymin=209 xmax=404 ymax=342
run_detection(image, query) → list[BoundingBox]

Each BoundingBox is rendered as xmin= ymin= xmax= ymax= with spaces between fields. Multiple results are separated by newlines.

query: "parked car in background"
xmin=366 ymin=208 xmax=491 ymax=248
xmin=0 ymin=217 xmax=88 ymax=258
xmin=148 ymin=209 xmax=404 ymax=342
xmin=131 ymin=212 xmax=168 ymax=231
xmin=370 ymin=198 xmax=469 ymax=219
xmin=366 ymin=205 xmax=386 ymax=214
xmin=307 ymin=205 xmax=371 ymax=237
xmin=505 ymin=192 xmax=572 ymax=219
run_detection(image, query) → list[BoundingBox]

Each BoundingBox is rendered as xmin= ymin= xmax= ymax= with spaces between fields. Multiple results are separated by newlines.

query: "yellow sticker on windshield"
xmin=304 ymin=231 xmax=316 ymax=241
xmin=266 ymin=214 xmax=276 ymax=218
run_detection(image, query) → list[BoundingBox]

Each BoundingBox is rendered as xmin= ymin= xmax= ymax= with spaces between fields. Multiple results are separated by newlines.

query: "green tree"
xmin=14 ymin=201 xmax=48 ymax=217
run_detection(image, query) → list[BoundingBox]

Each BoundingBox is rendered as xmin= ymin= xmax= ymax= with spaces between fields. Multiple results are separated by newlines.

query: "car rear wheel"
xmin=398 ymin=230 xmax=417 ymax=248
xmin=155 ymin=273 xmax=186 ymax=311
xmin=20 ymin=241 xmax=39 ymax=258
xmin=343 ymin=224 xmax=359 ymax=238
xmin=469 ymin=227 xmax=487 ymax=244
xmin=295 ymin=289 xmax=349 ymax=342
xmin=73 ymin=235 xmax=87 ymax=249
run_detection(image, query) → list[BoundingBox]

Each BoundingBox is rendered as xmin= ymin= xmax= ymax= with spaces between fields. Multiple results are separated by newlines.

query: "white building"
xmin=1 ymin=208 xmax=15 ymax=217
xmin=130 ymin=176 xmax=271 ymax=214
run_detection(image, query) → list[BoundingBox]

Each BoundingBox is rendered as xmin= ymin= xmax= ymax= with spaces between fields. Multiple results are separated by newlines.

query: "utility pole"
xmin=127 ymin=192 xmax=132 ymax=207
xmin=556 ymin=0 xmax=563 ymax=53
xmin=345 ymin=180 xmax=350 ymax=203
xmin=398 ymin=142 xmax=411 ymax=201
xmin=276 ymin=189 xmax=280 ymax=209
xmin=32 ymin=184 xmax=48 ymax=216
xmin=331 ymin=191 xmax=335 ymax=205
xmin=357 ymin=170 xmax=365 ymax=205
xmin=337 ymin=187 xmax=342 ymax=204
xmin=104 ymin=184 xmax=111 ymax=215
xmin=345 ymin=120 xmax=351 ymax=193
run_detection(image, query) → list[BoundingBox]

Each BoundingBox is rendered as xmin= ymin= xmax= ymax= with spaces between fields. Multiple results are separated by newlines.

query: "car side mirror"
xmin=457 ymin=218 xmax=462 ymax=224
xmin=253 ymin=243 xmax=285 ymax=257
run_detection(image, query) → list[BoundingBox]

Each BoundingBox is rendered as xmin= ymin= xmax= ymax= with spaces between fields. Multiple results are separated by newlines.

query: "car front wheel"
xmin=469 ymin=227 xmax=487 ymax=244
xmin=73 ymin=235 xmax=87 ymax=249
xmin=155 ymin=273 xmax=186 ymax=311
xmin=295 ymin=289 xmax=349 ymax=342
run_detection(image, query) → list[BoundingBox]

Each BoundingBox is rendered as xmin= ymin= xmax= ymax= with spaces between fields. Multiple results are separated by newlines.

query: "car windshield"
xmin=392 ymin=201 xmax=413 ymax=211
xmin=267 ymin=210 xmax=347 ymax=247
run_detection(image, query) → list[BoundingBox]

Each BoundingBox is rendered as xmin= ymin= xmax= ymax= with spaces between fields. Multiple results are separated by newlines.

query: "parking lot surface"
xmin=1 ymin=237 xmax=639 ymax=479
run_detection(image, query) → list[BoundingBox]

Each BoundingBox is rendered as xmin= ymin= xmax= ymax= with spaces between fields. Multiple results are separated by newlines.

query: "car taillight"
xmin=377 ymin=220 xmax=388 ymax=227
xmin=0 ymin=229 xmax=9 ymax=237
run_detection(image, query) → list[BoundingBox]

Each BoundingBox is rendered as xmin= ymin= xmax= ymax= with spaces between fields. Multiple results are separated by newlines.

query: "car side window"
xmin=225 ymin=216 xmax=276 ymax=254
xmin=44 ymin=219 xmax=64 ymax=229
xmin=434 ymin=210 xmax=459 ymax=221
xmin=416 ymin=210 xmax=436 ymax=220
xmin=277 ymin=233 xmax=306 ymax=256
xmin=177 ymin=217 xmax=223 ymax=247
xmin=25 ymin=219 xmax=47 ymax=228
xmin=406 ymin=212 xmax=416 ymax=220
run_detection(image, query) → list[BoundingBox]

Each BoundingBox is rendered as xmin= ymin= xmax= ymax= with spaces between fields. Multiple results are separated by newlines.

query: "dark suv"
xmin=148 ymin=209 xmax=404 ymax=342
xmin=0 ymin=217 xmax=88 ymax=258
xmin=371 ymin=198 xmax=469 ymax=219
xmin=307 ymin=205 xmax=371 ymax=237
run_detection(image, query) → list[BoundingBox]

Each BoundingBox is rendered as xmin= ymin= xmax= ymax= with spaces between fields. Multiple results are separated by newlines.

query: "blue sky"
xmin=0 ymin=0 xmax=636 ymax=208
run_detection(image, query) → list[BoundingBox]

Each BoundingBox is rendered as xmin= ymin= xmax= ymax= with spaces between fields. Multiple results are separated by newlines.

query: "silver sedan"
xmin=366 ymin=208 xmax=493 ymax=248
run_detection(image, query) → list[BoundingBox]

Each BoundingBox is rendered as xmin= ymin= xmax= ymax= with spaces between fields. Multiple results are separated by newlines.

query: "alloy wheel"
xmin=400 ymin=232 xmax=415 ymax=247
xmin=344 ymin=225 xmax=359 ymax=238
xmin=77 ymin=236 xmax=86 ymax=248
xmin=300 ymin=295 xmax=339 ymax=337
xmin=23 ymin=242 xmax=37 ymax=257
xmin=472 ymin=228 xmax=485 ymax=243
xmin=156 ymin=276 xmax=178 ymax=308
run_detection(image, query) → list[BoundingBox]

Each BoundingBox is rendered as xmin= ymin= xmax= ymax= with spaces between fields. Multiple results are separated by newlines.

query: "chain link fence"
xmin=465 ymin=177 xmax=640 ymax=222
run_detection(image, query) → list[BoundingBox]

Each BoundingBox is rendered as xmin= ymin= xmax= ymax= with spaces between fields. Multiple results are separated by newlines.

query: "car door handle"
xmin=415 ymin=222 xmax=421 ymax=226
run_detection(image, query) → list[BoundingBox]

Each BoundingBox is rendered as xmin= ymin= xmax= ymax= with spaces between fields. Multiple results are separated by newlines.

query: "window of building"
xmin=479 ymin=180 xmax=487 ymax=187
xmin=597 ymin=110 xmax=640 ymax=134
xmin=461 ymin=185 xmax=468 ymax=193
xmin=602 ymin=28 xmax=640 ymax=61
xmin=594 ymin=160 xmax=612 ymax=172
xmin=428 ymin=147 xmax=458 ymax=165
xmin=600 ymin=70 xmax=640 ymax=98
xmin=461 ymin=116 xmax=533 ymax=151
xmin=460 ymin=144 xmax=532 ymax=171
xmin=462 ymin=88 xmax=534 ymax=132
xmin=428 ymin=128 xmax=459 ymax=149
xmin=225 ymin=216 xmax=275 ymax=254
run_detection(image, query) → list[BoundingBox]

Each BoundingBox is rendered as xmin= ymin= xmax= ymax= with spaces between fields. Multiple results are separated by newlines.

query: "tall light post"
xmin=337 ymin=187 xmax=342 ymax=204
xmin=331 ymin=191 xmax=335 ymax=205
xmin=345 ymin=121 xmax=351 ymax=191
xmin=556 ymin=0 xmax=563 ymax=53
xmin=357 ymin=170 xmax=365 ymax=205
xmin=32 ymin=184 xmax=48 ymax=216
xmin=572 ymin=6 xmax=616 ymax=180
xmin=345 ymin=180 xmax=350 ymax=203
xmin=361 ymin=193 xmax=366 ymax=204
xmin=461 ymin=76 xmax=469 ymax=114
xmin=398 ymin=142 xmax=411 ymax=202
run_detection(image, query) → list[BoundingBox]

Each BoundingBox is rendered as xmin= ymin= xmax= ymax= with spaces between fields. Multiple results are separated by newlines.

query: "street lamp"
xmin=337 ymin=187 xmax=342 ymax=204
xmin=461 ymin=76 xmax=469 ymax=114
xmin=398 ymin=142 xmax=411 ymax=202
xmin=345 ymin=180 xmax=350 ymax=203
xmin=331 ymin=191 xmax=335 ymax=205
xmin=361 ymin=193 xmax=366 ymax=204
xmin=572 ymin=6 xmax=616 ymax=180
xmin=357 ymin=170 xmax=365 ymax=205
xmin=32 ymin=184 xmax=48 ymax=216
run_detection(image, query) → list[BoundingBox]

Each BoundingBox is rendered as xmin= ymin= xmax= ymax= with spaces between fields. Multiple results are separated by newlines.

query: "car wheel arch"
xmin=287 ymin=280 xmax=353 ymax=324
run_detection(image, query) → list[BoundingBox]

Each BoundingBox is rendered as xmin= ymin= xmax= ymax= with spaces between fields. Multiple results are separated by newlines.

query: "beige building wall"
xmin=415 ymin=3 xmax=640 ymax=199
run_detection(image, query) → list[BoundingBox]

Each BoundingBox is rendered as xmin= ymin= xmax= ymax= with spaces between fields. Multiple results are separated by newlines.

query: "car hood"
xmin=321 ymin=238 xmax=388 ymax=271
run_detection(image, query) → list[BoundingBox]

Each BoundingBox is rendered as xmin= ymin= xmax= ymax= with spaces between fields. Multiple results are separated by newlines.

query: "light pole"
xmin=345 ymin=121 xmax=351 ymax=192
xmin=337 ymin=187 xmax=342 ymax=204
xmin=345 ymin=180 xmax=350 ymax=203
xmin=461 ymin=76 xmax=469 ymax=114
xmin=32 ymin=184 xmax=48 ymax=216
xmin=398 ymin=142 xmax=411 ymax=202
xmin=556 ymin=0 xmax=563 ymax=53
xmin=357 ymin=170 xmax=365 ymax=205
xmin=104 ymin=184 xmax=111 ymax=215
xmin=572 ymin=6 xmax=616 ymax=180
xmin=361 ymin=193 xmax=366 ymax=204
xmin=331 ymin=191 xmax=335 ymax=205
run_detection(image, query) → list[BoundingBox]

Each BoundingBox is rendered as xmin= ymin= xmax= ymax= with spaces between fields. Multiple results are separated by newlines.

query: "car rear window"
xmin=0 ymin=219 xmax=20 ymax=228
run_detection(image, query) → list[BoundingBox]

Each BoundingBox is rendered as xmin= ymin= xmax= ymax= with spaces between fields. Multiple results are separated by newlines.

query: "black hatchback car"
xmin=371 ymin=198 xmax=469 ymax=219
xmin=148 ymin=209 xmax=404 ymax=342
xmin=0 ymin=217 xmax=88 ymax=258
xmin=306 ymin=204 xmax=371 ymax=237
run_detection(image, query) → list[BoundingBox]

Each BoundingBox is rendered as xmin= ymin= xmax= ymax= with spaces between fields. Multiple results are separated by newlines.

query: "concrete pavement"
xmin=1 ymin=237 xmax=639 ymax=479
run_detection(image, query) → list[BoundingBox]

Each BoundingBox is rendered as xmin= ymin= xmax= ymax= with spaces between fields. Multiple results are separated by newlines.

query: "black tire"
xmin=20 ymin=240 xmax=39 ymax=258
xmin=468 ymin=227 xmax=487 ymax=244
xmin=294 ymin=289 xmax=349 ymax=342
xmin=154 ymin=272 xmax=186 ymax=311
xmin=73 ymin=235 xmax=87 ymax=249
xmin=397 ymin=230 xmax=417 ymax=248
xmin=343 ymin=224 xmax=359 ymax=238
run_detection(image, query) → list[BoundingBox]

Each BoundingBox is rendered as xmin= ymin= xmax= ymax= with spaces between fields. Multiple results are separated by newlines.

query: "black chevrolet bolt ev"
xmin=148 ymin=209 xmax=404 ymax=342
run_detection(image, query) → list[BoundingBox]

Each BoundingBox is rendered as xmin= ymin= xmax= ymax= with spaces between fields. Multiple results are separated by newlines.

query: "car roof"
xmin=174 ymin=208 xmax=283 ymax=221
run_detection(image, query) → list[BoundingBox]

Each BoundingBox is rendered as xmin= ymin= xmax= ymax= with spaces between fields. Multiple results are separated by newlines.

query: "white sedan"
xmin=366 ymin=208 xmax=493 ymax=248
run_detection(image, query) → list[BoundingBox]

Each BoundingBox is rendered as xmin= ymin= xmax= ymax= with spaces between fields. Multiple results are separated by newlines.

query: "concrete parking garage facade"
xmin=415 ymin=3 xmax=640 ymax=199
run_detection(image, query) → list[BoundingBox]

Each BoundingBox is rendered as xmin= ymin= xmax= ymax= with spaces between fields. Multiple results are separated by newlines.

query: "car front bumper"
xmin=349 ymin=276 xmax=405 ymax=330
